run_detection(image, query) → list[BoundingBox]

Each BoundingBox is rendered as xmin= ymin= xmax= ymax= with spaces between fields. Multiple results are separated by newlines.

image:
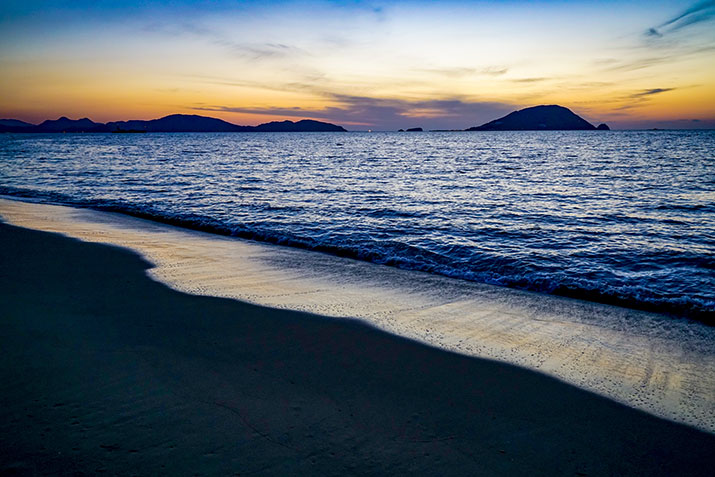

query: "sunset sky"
xmin=1 ymin=0 xmax=713 ymax=130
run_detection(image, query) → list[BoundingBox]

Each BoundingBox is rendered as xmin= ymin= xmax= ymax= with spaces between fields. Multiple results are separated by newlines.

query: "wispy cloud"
xmin=511 ymin=77 xmax=549 ymax=83
xmin=600 ymin=45 xmax=715 ymax=72
xmin=192 ymin=94 xmax=516 ymax=130
xmin=629 ymin=87 xmax=675 ymax=98
xmin=610 ymin=87 xmax=677 ymax=111
xmin=418 ymin=67 xmax=476 ymax=78
xmin=608 ymin=117 xmax=715 ymax=129
xmin=645 ymin=0 xmax=715 ymax=37
xmin=417 ymin=66 xmax=508 ymax=78
xmin=145 ymin=21 xmax=305 ymax=61
xmin=479 ymin=66 xmax=509 ymax=76
xmin=603 ymin=1 xmax=715 ymax=74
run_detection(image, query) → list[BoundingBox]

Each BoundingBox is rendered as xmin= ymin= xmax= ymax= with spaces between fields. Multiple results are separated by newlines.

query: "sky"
xmin=1 ymin=0 xmax=714 ymax=130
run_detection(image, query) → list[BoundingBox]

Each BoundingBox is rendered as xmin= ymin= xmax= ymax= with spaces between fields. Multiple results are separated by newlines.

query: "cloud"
xmin=479 ymin=67 xmax=509 ymax=76
xmin=609 ymin=87 xmax=677 ymax=111
xmin=608 ymin=117 xmax=715 ymax=129
xmin=645 ymin=0 xmax=715 ymax=37
xmin=511 ymin=77 xmax=549 ymax=83
xmin=146 ymin=21 xmax=305 ymax=61
xmin=417 ymin=66 xmax=508 ymax=78
xmin=419 ymin=67 xmax=477 ymax=78
xmin=629 ymin=88 xmax=675 ymax=98
xmin=602 ymin=45 xmax=715 ymax=72
xmin=192 ymin=94 xmax=516 ymax=130
xmin=605 ymin=56 xmax=672 ymax=72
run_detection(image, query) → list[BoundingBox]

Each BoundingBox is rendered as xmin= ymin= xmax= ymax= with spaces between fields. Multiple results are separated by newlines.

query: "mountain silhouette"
xmin=0 ymin=114 xmax=347 ymax=133
xmin=467 ymin=105 xmax=606 ymax=131
xmin=0 ymin=108 xmax=610 ymax=133
xmin=108 ymin=114 xmax=250 ymax=132
xmin=34 ymin=117 xmax=109 ymax=133
xmin=252 ymin=119 xmax=346 ymax=132
xmin=0 ymin=119 xmax=34 ymax=129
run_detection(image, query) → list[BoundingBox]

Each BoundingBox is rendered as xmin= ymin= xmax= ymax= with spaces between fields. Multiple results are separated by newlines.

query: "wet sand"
xmin=1 ymin=222 xmax=713 ymax=475
xmin=1 ymin=198 xmax=713 ymax=434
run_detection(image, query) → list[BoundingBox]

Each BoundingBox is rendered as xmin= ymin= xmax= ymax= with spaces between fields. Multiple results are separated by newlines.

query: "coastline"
xmin=1 ymin=197 xmax=714 ymax=435
xmin=1 ymin=221 xmax=713 ymax=475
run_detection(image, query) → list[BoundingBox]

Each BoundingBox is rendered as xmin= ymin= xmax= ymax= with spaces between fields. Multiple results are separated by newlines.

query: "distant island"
xmin=1 ymin=105 xmax=611 ymax=133
xmin=0 ymin=114 xmax=347 ymax=133
xmin=466 ymin=105 xmax=609 ymax=131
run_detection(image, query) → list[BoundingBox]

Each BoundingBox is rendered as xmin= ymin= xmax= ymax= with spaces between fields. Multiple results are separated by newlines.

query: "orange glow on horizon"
xmin=1 ymin=1 xmax=713 ymax=129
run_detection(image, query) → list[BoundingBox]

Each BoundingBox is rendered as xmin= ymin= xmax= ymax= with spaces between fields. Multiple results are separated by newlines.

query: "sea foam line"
xmin=1 ymin=197 xmax=714 ymax=433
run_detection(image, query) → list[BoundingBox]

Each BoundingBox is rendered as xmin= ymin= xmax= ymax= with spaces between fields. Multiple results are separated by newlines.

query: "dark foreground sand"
xmin=1 ymin=223 xmax=713 ymax=476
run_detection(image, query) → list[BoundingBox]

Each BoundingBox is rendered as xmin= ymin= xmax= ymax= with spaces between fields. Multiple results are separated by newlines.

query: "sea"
xmin=1 ymin=130 xmax=713 ymax=323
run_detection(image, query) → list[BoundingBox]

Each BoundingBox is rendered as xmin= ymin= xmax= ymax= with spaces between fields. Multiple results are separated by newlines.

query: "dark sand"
xmin=1 ymin=222 xmax=713 ymax=476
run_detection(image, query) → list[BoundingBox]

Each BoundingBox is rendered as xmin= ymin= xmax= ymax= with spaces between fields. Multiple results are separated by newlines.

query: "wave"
xmin=2 ymin=186 xmax=713 ymax=324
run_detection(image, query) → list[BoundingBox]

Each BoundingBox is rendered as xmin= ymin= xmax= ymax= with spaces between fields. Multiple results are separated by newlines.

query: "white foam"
xmin=2 ymin=197 xmax=714 ymax=433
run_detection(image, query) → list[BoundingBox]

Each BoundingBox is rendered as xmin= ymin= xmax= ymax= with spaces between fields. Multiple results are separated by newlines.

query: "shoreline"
xmin=1 ymin=221 xmax=713 ymax=474
xmin=2 ymin=191 xmax=709 ymax=323
xmin=1 ymin=197 xmax=714 ymax=434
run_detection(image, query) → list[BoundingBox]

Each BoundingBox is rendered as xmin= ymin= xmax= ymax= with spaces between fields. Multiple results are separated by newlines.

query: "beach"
xmin=1 ymin=198 xmax=714 ymax=434
xmin=1 ymin=208 xmax=714 ymax=475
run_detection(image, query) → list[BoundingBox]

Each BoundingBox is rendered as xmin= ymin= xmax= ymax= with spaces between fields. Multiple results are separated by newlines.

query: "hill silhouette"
xmin=37 ymin=117 xmax=109 ymax=133
xmin=0 ymin=114 xmax=347 ymax=133
xmin=0 ymin=119 xmax=34 ymax=129
xmin=252 ymin=119 xmax=346 ymax=132
xmin=467 ymin=105 xmax=606 ymax=131
xmin=0 ymin=107 xmax=610 ymax=133
xmin=108 ymin=114 xmax=250 ymax=132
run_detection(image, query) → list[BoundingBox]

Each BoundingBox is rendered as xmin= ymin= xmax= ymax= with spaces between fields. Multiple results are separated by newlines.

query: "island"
xmin=2 ymin=106 xmax=611 ymax=133
xmin=0 ymin=114 xmax=347 ymax=133
xmin=467 ymin=105 xmax=608 ymax=131
xmin=0 ymin=119 xmax=34 ymax=129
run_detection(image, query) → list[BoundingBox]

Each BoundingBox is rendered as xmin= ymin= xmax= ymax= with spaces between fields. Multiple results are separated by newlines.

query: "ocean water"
xmin=1 ymin=130 xmax=713 ymax=322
